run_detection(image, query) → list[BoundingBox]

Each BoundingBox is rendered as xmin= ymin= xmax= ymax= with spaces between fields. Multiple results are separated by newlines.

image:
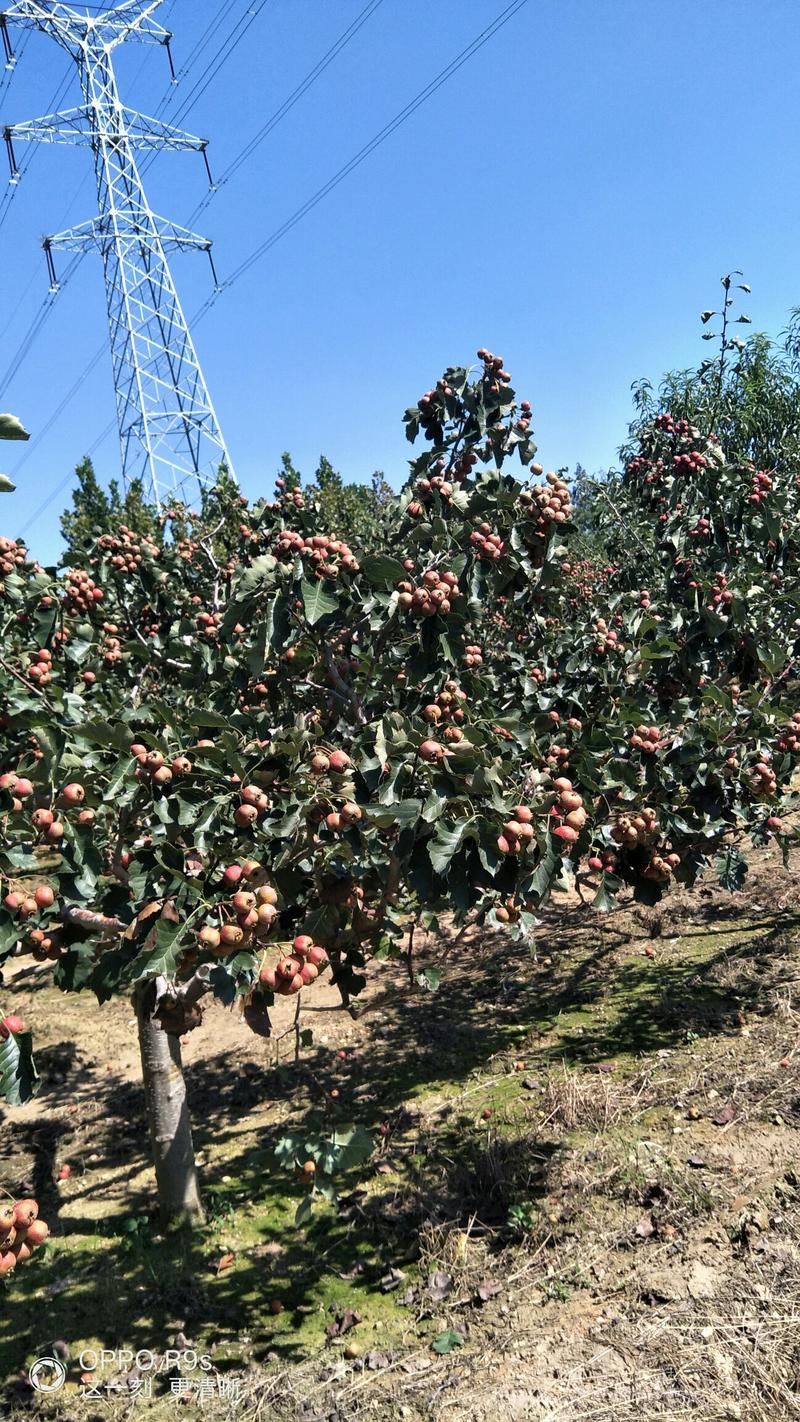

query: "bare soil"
xmin=1 ymin=843 xmax=799 ymax=1421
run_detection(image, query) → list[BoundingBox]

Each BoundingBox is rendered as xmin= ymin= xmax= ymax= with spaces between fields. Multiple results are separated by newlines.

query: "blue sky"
xmin=1 ymin=0 xmax=799 ymax=562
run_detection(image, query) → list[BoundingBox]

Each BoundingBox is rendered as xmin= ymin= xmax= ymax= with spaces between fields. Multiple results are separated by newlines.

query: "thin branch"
xmin=321 ymin=643 xmax=366 ymax=725
xmin=0 ymin=656 xmax=53 ymax=706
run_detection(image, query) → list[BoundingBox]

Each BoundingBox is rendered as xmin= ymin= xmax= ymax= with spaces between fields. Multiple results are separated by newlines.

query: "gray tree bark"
xmin=133 ymin=982 xmax=204 ymax=1224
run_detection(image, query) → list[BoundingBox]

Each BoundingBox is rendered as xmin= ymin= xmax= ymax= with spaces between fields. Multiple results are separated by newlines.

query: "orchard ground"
xmin=1 ymin=842 xmax=799 ymax=1421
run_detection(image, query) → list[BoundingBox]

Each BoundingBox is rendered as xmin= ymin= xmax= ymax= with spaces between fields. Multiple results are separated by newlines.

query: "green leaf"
xmin=365 ymin=799 xmax=422 ymax=828
xmin=360 ymin=554 xmax=407 ymax=587
xmin=0 ymin=1029 xmax=39 ymax=1105
xmin=0 ymin=413 xmax=30 ymax=441
xmin=716 ymin=847 xmax=748 ymax=892
xmin=0 ymin=474 xmax=16 ymax=493
xmin=129 ymin=912 xmax=194 ymax=982
xmin=429 ymin=817 xmax=475 ymax=875
xmin=300 ymin=577 xmax=338 ymax=625
xmin=432 ymin=1328 xmax=464 ymax=1354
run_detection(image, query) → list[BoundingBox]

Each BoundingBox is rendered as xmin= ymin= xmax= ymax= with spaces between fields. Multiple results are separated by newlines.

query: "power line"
xmin=146 ymin=0 xmax=270 ymax=144
xmin=153 ymin=0 xmax=231 ymax=114
xmin=198 ymin=0 xmax=531 ymax=313
xmin=0 ymin=252 xmax=84 ymax=398
xmin=15 ymin=0 xmax=531 ymax=536
xmin=186 ymin=0 xmax=386 ymax=227
xmin=0 ymin=61 xmax=75 ymax=234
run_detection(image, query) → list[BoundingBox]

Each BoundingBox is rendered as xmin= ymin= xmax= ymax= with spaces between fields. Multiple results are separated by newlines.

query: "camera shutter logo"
xmin=29 ymin=1357 xmax=67 ymax=1393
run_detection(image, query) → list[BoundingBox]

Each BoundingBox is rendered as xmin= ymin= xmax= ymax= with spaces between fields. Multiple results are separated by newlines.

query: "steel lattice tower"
xmin=1 ymin=0 xmax=233 ymax=507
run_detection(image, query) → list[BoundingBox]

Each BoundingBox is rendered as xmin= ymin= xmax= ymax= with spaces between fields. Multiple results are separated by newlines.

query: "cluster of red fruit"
xmin=259 ymin=935 xmax=328 ymax=995
xmin=706 ymin=572 xmax=734 ymax=613
xmin=611 ymin=806 xmax=659 ymax=849
xmin=550 ymin=779 xmax=586 ymax=845
xmin=200 ymin=880 xmax=278 ymax=953
xmin=747 ymin=470 xmax=773 ymax=506
xmin=587 ymin=849 xmax=617 ymax=873
xmin=4 ymin=887 xmax=62 ymax=966
xmin=274 ymin=481 xmax=306 ymax=512
xmin=629 ymin=724 xmax=668 ymax=754
xmin=593 ymin=619 xmax=623 ymax=656
xmin=195 ymin=609 xmax=222 ymax=641
xmin=130 ymin=745 xmax=178 ymax=789
xmin=98 ymin=525 xmax=160 ymax=571
xmin=463 ymin=642 xmax=484 ymax=668
xmin=273 ymin=529 xmax=359 ymax=578
xmin=422 ymin=683 xmax=467 ymax=743
xmin=750 ymin=754 xmax=777 ymax=799
xmin=642 ymin=849 xmax=682 ymax=883
xmin=477 ymin=348 xmax=513 ymax=387
xmin=412 ymin=460 xmax=464 ymax=504
xmin=542 ymin=737 xmax=572 ymax=773
xmin=0 ymin=1197 xmax=49 ymax=1277
xmin=518 ymin=471 xmax=572 ymax=534
xmin=688 ymin=516 xmax=712 ymax=541
xmin=469 ymin=524 xmax=506 ymax=561
xmin=494 ymin=898 xmax=520 ymax=924
xmin=63 ymin=568 xmax=103 ymax=614
xmin=396 ymin=569 xmax=460 ymax=618
xmin=25 ymin=649 xmax=53 ymax=686
xmin=0 ymin=770 xmax=33 ymax=816
xmin=100 ymin=629 xmax=125 ymax=664
xmin=775 ymin=713 xmax=800 ymax=754
xmin=309 ymin=748 xmax=352 ymax=776
xmin=231 ymin=782 xmax=270 ymax=830
xmin=672 ymin=449 xmax=707 ymax=475
xmin=0 ymin=535 xmax=27 ymax=578
xmin=175 ymin=534 xmax=200 ymax=563
xmin=314 ymin=800 xmax=363 ymax=833
xmin=497 ymin=805 xmax=535 ymax=855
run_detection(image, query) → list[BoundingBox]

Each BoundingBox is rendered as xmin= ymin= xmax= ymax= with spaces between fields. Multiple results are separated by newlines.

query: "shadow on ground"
xmin=0 ymin=897 xmax=798 ymax=1386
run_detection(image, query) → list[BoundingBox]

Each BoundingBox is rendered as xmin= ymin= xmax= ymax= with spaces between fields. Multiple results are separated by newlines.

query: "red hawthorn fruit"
xmin=293 ymin=935 xmax=314 ymax=956
xmin=25 ymin=1220 xmax=49 ymax=1247
xmin=0 ymin=1206 xmax=14 ymax=1235
xmin=57 ymin=1165 xmax=71 ymax=1181
xmin=0 ymin=1252 xmax=16 ymax=1275
xmin=34 ymin=885 xmax=54 ymax=909
xmin=328 ymin=750 xmax=351 ymax=773
xmin=14 ymin=778 xmax=33 ymax=799
xmin=307 ymin=945 xmax=328 ymax=967
xmin=199 ymin=926 xmax=221 ymax=951
xmin=12 ymin=1199 xmax=38 ymax=1230
xmin=554 ymin=825 xmax=578 ymax=844
xmin=31 ymin=807 xmax=54 ymax=831
xmin=232 ymin=891 xmax=256 ymax=915
xmin=46 ymin=821 xmax=65 ymax=841
xmin=0 ymin=1015 xmax=25 ymax=1039
xmin=259 ymin=967 xmax=278 ymax=991
xmin=419 ymin=739 xmax=444 ymax=762
xmin=220 ymin=924 xmax=244 ymax=948
xmin=222 ymin=865 xmax=243 ymax=887
xmin=60 ymin=783 xmax=85 ymax=806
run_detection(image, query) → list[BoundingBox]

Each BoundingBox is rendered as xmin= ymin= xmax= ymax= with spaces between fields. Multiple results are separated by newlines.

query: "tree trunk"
xmin=134 ymin=983 xmax=204 ymax=1224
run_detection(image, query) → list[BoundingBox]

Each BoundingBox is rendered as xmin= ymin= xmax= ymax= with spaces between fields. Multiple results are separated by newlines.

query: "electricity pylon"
xmin=1 ymin=0 xmax=233 ymax=507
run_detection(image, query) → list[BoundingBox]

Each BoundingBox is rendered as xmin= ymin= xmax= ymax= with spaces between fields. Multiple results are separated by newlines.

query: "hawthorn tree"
xmin=1 ymin=347 xmax=798 ymax=1224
